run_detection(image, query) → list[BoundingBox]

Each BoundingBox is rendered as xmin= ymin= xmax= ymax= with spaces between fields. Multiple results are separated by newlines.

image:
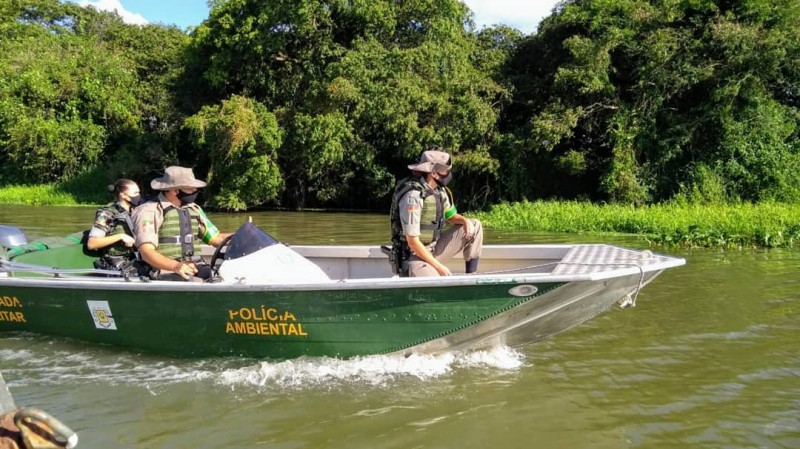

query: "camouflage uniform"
xmin=88 ymin=202 xmax=136 ymax=269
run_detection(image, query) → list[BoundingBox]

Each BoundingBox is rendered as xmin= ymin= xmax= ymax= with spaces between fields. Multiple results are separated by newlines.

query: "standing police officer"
xmin=132 ymin=166 xmax=230 ymax=281
xmin=390 ymin=148 xmax=483 ymax=276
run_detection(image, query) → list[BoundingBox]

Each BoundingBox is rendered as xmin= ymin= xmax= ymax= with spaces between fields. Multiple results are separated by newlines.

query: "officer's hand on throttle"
xmin=174 ymin=261 xmax=198 ymax=280
xmin=121 ymin=235 xmax=135 ymax=247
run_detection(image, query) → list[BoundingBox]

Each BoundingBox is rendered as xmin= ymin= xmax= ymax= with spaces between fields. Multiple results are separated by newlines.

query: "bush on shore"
xmin=2 ymin=184 xmax=799 ymax=248
xmin=474 ymin=201 xmax=800 ymax=248
xmin=0 ymin=185 xmax=80 ymax=206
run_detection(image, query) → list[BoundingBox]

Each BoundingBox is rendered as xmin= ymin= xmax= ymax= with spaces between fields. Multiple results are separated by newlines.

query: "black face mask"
xmin=127 ymin=194 xmax=142 ymax=207
xmin=177 ymin=190 xmax=199 ymax=205
xmin=436 ymin=172 xmax=453 ymax=187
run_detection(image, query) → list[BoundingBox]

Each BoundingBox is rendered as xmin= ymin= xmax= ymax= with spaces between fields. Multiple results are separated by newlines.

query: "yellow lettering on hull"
xmin=225 ymin=306 xmax=308 ymax=337
xmin=0 ymin=296 xmax=23 ymax=307
xmin=0 ymin=296 xmax=25 ymax=324
xmin=0 ymin=311 xmax=25 ymax=323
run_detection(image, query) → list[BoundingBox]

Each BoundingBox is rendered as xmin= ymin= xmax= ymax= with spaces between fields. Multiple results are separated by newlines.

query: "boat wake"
xmin=217 ymin=346 xmax=526 ymax=390
xmin=1 ymin=335 xmax=526 ymax=392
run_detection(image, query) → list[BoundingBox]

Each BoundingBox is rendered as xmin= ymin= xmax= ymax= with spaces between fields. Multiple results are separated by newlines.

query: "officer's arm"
xmin=87 ymin=211 xmax=134 ymax=249
xmin=87 ymin=234 xmax=134 ymax=250
xmin=405 ymin=235 xmax=452 ymax=276
xmin=139 ymin=244 xmax=180 ymax=271
xmin=209 ymin=232 xmax=232 ymax=247
xmin=139 ymin=243 xmax=198 ymax=279
xmin=447 ymin=213 xmax=474 ymax=239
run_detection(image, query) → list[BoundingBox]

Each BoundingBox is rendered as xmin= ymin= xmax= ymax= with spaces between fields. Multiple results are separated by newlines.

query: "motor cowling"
xmin=0 ymin=226 xmax=27 ymax=249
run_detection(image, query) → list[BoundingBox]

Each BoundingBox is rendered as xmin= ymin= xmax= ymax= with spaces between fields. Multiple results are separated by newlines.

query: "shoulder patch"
xmin=140 ymin=211 xmax=156 ymax=234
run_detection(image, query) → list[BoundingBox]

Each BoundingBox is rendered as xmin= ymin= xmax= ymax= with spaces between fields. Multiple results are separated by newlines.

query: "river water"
xmin=0 ymin=205 xmax=798 ymax=449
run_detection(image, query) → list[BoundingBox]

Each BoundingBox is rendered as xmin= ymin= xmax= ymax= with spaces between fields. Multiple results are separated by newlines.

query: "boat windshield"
xmin=223 ymin=222 xmax=280 ymax=260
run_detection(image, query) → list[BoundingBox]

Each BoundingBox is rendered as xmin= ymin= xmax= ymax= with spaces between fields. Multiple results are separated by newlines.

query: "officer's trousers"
xmin=407 ymin=218 xmax=483 ymax=277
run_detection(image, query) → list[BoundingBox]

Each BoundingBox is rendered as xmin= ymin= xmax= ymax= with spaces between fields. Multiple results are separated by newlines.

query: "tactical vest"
xmin=390 ymin=176 xmax=448 ymax=245
xmin=157 ymin=205 xmax=202 ymax=260
xmin=99 ymin=202 xmax=135 ymax=258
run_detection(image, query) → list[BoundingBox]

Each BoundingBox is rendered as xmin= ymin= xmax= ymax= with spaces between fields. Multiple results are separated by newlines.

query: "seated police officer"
xmin=86 ymin=179 xmax=141 ymax=271
xmin=132 ymin=166 xmax=230 ymax=281
xmin=390 ymin=148 xmax=483 ymax=277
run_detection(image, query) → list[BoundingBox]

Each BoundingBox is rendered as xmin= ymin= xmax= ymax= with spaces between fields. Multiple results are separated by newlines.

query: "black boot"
xmin=465 ymin=258 xmax=479 ymax=274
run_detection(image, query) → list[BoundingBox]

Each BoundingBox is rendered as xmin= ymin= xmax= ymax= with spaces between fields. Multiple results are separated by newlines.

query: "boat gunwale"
xmin=0 ymin=259 xmax=685 ymax=292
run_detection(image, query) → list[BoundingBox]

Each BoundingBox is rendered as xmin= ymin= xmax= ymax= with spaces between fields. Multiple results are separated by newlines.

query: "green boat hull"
xmin=0 ymin=279 xmax=563 ymax=359
xmin=1 ymin=231 xmax=685 ymax=359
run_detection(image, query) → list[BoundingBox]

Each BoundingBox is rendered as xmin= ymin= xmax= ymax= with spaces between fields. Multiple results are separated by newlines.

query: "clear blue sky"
xmin=72 ymin=0 xmax=558 ymax=34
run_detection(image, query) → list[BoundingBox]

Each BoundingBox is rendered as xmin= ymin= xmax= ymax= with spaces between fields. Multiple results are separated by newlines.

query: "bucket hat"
xmin=408 ymin=149 xmax=452 ymax=173
xmin=150 ymin=166 xmax=207 ymax=190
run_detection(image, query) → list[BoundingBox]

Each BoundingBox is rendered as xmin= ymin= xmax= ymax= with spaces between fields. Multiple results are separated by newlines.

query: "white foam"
xmin=2 ymin=347 xmax=217 ymax=387
xmin=2 ymin=336 xmax=527 ymax=392
xmin=217 ymin=345 xmax=526 ymax=390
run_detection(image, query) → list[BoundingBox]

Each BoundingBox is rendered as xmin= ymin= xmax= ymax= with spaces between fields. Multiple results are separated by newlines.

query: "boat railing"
xmin=0 ymin=259 xmax=123 ymax=279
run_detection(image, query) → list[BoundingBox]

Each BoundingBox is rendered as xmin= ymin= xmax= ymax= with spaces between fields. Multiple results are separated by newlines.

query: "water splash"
xmin=217 ymin=345 xmax=526 ymax=390
xmin=1 ymin=336 xmax=526 ymax=391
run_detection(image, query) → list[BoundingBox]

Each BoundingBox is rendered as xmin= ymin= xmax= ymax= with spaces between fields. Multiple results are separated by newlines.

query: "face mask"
xmin=436 ymin=172 xmax=453 ymax=187
xmin=127 ymin=194 xmax=142 ymax=207
xmin=177 ymin=190 xmax=199 ymax=205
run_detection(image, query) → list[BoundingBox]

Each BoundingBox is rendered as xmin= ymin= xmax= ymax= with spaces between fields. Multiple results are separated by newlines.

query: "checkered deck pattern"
xmin=551 ymin=244 xmax=668 ymax=275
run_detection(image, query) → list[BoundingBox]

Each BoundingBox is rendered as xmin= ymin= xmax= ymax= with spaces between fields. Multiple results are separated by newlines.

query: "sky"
xmin=72 ymin=0 xmax=561 ymax=34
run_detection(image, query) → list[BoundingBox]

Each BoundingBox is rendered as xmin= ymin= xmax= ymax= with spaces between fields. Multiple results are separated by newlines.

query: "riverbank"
xmin=0 ymin=185 xmax=86 ymax=206
xmin=474 ymin=201 xmax=800 ymax=248
xmin=3 ymin=185 xmax=799 ymax=248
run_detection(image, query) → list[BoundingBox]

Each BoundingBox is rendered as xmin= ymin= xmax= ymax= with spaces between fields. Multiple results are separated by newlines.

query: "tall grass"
xmin=3 ymin=185 xmax=799 ymax=248
xmin=474 ymin=200 xmax=800 ymax=248
xmin=0 ymin=185 xmax=82 ymax=206
xmin=0 ymin=167 xmax=115 ymax=206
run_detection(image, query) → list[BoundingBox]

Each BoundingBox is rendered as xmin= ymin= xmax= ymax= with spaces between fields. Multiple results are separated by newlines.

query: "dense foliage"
xmin=0 ymin=0 xmax=187 ymax=194
xmin=501 ymin=0 xmax=800 ymax=205
xmin=0 ymin=0 xmax=797 ymax=211
xmin=188 ymin=0 xmax=505 ymax=209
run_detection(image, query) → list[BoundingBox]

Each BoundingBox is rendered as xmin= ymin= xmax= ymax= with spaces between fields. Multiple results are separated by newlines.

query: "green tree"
xmin=499 ymin=0 xmax=800 ymax=203
xmin=190 ymin=0 xmax=507 ymax=209
xmin=0 ymin=0 xmax=192 ymax=189
xmin=185 ymin=95 xmax=284 ymax=210
xmin=0 ymin=31 xmax=139 ymax=182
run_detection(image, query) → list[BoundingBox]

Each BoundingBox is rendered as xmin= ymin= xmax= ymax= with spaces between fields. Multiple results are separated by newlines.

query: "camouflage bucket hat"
xmin=150 ymin=166 xmax=207 ymax=190
xmin=408 ymin=150 xmax=452 ymax=173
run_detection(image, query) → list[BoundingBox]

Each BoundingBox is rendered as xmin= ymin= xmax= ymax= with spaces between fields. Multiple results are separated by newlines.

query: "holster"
xmin=382 ymin=244 xmax=410 ymax=277
xmin=95 ymin=255 xmax=154 ymax=280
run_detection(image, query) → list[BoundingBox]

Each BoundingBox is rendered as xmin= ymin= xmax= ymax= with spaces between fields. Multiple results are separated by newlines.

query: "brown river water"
xmin=0 ymin=204 xmax=798 ymax=449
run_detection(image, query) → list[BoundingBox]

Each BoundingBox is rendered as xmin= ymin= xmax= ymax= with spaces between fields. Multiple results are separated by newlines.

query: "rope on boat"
xmin=12 ymin=408 xmax=78 ymax=449
xmin=0 ymin=372 xmax=78 ymax=449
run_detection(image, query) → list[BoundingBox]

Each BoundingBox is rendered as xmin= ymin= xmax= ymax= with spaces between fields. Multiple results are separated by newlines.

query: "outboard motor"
xmin=218 ymin=222 xmax=330 ymax=284
xmin=0 ymin=225 xmax=28 ymax=262
xmin=0 ymin=225 xmax=27 ymax=248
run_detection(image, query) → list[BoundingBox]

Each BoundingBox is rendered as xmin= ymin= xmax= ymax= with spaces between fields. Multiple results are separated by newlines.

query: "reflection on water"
xmin=1 ymin=205 xmax=799 ymax=448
